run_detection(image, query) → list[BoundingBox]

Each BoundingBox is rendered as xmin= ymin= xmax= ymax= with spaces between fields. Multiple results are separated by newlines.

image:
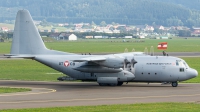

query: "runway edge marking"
xmin=0 ymin=86 xmax=56 ymax=97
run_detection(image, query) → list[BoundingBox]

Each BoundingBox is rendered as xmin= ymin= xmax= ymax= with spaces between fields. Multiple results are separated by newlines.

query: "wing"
xmin=72 ymin=56 xmax=106 ymax=62
xmin=73 ymin=55 xmax=124 ymax=69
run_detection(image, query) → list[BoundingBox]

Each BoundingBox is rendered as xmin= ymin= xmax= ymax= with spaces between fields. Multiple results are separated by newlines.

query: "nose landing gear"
xmin=171 ymin=81 xmax=178 ymax=87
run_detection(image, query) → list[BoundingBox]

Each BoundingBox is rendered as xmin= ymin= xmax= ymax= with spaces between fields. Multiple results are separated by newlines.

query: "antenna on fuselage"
xmin=150 ymin=46 xmax=154 ymax=56
xmin=144 ymin=47 xmax=148 ymax=55
xmin=124 ymin=48 xmax=128 ymax=53
xmin=132 ymin=48 xmax=135 ymax=52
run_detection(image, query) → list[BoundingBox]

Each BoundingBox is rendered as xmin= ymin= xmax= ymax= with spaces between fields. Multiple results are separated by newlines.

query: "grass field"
xmin=0 ymin=38 xmax=200 ymax=54
xmin=0 ymin=59 xmax=63 ymax=81
xmin=1 ymin=102 xmax=200 ymax=112
xmin=0 ymin=87 xmax=31 ymax=94
xmin=0 ymin=57 xmax=199 ymax=82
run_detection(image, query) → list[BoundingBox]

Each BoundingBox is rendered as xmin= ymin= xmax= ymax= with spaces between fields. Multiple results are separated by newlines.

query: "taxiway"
xmin=0 ymin=81 xmax=200 ymax=110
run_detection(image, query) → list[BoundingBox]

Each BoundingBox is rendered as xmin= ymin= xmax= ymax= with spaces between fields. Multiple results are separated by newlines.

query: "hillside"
xmin=0 ymin=0 xmax=200 ymax=27
xmin=155 ymin=0 xmax=200 ymax=10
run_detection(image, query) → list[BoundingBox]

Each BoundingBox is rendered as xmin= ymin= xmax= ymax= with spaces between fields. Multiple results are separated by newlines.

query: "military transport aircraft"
xmin=5 ymin=10 xmax=198 ymax=87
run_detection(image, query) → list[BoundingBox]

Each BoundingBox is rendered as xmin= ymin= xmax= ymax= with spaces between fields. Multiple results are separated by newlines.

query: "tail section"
xmin=10 ymin=9 xmax=72 ymax=55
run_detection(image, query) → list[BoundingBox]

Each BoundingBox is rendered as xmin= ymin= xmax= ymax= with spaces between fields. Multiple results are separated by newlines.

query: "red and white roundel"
xmin=64 ymin=61 xmax=70 ymax=67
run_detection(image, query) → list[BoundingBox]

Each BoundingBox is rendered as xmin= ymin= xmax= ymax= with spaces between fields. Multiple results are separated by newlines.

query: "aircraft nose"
xmin=187 ymin=68 xmax=198 ymax=79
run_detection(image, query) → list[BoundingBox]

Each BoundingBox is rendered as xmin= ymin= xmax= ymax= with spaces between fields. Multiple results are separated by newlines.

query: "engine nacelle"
xmin=94 ymin=58 xmax=124 ymax=68
xmin=97 ymin=77 xmax=118 ymax=84
xmin=74 ymin=66 xmax=122 ymax=73
xmin=118 ymin=70 xmax=135 ymax=82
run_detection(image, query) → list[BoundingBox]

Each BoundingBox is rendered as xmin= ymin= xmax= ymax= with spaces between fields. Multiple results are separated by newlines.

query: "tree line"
xmin=0 ymin=0 xmax=200 ymax=27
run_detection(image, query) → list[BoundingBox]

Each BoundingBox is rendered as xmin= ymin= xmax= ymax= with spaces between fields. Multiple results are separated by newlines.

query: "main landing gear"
xmin=171 ymin=81 xmax=178 ymax=87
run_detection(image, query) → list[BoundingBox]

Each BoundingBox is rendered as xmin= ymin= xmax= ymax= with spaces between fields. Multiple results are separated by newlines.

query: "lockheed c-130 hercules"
xmin=5 ymin=10 xmax=198 ymax=87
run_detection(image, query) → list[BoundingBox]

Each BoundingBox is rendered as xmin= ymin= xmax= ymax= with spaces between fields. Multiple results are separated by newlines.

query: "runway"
xmin=0 ymin=81 xmax=200 ymax=110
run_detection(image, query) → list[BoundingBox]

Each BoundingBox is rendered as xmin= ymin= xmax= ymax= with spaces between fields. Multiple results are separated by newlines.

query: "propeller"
xmin=130 ymin=58 xmax=137 ymax=73
xmin=123 ymin=58 xmax=130 ymax=70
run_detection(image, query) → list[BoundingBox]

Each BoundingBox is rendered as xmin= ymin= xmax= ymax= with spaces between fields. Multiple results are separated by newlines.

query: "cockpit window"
xmin=183 ymin=61 xmax=189 ymax=68
xmin=176 ymin=60 xmax=189 ymax=68
xmin=176 ymin=60 xmax=179 ymax=66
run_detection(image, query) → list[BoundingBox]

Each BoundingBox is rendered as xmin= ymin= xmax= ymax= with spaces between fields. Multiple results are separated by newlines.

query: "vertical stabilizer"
xmin=11 ymin=9 xmax=71 ymax=55
xmin=11 ymin=9 xmax=47 ymax=54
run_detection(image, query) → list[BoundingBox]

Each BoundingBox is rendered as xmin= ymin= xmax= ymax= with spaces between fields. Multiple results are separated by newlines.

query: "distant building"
xmin=102 ymin=36 xmax=109 ymax=38
xmin=51 ymin=28 xmax=58 ymax=33
xmin=85 ymin=36 xmax=93 ymax=39
xmin=68 ymin=34 xmax=77 ymax=40
xmin=138 ymin=35 xmax=145 ymax=39
xmin=43 ymin=29 xmax=50 ymax=32
xmin=0 ymin=38 xmax=4 ymax=42
xmin=145 ymin=26 xmax=154 ymax=31
xmin=103 ymin=29 xmax=113 ymax=34
xmin=1 ymin=27 xmax=9 ymax=32
xmin=135 ymin=25 xmax=146 ymax=31
xmin=124 ymin=36 xmax=132 ymax=39
xmin=49 ymin=33 xmax=60 ymax=40
xmin=94 ymin=36 xmax=103 ymax=39
xmin=191 ymin=27 xmax=200 ymax=36
xmin=155 ymin=25 xmax=165 ymax=30
xmin=33 ymin=21 xmax=41 ymax=25
xmin=58 ymin=33 xmax=77 ymax=40
xmin=58 ymin=24 xmax=64 ymax=27
xmin=110 ymin=37 xmax=116 ymax=39
xmin=113 ymin=29 xmax=120 ymax=33
xmin=160 ymin=36 xmax=168 ymax=39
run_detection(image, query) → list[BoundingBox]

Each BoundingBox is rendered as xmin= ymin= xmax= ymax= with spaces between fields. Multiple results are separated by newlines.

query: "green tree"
xmin=178 ymin=30 xmax=191 ymax=37
xmin=100 ymin=21 xmax=107 ymax=27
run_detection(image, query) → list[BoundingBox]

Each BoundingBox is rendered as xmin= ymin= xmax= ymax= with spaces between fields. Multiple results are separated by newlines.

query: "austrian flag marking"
xmin=64 ymin=61 xmax=70 ymax=67
xmin=157 ymin=42 xmax=168 ymax=50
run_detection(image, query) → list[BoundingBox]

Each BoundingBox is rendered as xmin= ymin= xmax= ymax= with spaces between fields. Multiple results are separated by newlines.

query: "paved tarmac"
xmin=0 ymin=81 xmax=200 ymax=110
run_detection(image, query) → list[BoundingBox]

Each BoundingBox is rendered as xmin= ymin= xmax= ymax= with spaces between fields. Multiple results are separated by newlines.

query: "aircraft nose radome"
xmin=188 ymin=68 xmax=198 ymax=79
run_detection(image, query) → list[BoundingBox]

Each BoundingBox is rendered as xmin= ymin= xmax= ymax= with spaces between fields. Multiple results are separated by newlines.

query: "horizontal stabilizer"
xmin=4 ymin=54 xmax=35 ymax=59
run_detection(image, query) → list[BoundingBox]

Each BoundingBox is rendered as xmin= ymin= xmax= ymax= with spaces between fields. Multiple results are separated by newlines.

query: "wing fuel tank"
xmin=73 ymin=66 xmax=122 ymax=73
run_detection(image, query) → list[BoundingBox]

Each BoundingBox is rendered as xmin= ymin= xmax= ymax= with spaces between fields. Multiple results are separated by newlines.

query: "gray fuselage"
xmin=34 ymin=54 xmax=197 ymax=83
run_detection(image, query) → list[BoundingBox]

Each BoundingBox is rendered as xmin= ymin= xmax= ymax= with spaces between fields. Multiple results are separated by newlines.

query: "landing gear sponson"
xmin=99 ymin=82 xmax=124 ymax=86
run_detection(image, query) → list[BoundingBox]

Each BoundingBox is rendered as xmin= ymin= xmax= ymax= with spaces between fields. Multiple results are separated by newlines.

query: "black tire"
xmin=171 ymin=82 xmax=178 ymax=87
xmin=109 ymin=83 xmax=117 ymax=86
xmin=117 ymin=82 xmax=123 ymax=86
xmin=99 ymin=83 xmax=107 ymax=86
